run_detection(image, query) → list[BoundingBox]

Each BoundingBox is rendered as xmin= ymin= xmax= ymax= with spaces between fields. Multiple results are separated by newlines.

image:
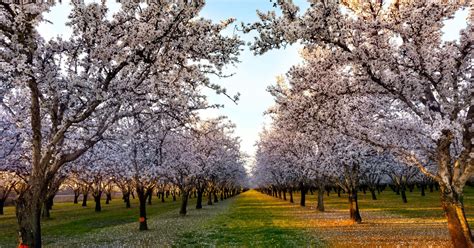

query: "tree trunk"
xmin=300 ymin=187 xmax=306 ymax=207
xmin=0 ymin=199 xmax=4 ymax=215
xmin=317 ymin=188 xmax=324 ymax=212
xmin=440 ymin=186 xmax=473 ymax=248
xmin=161 ymin=192 xmax=165 ymax=203
xmin=73 ymin=192 xmax=80 ymax=204
xmin=421 ymin=185 xmax=426 ymax=196
xmin=207 ymin=191 xmax=213 ymax=205
xmin=196 ymin=190 xmax=203 ymax=209
xmin=147 ymin=192 xmax=152 ymax=205
xmin=172 ymin=193 xmax=177 ymax=202
xmin=16 ymin=192 xmax=43 ymax=248
xmin=41 ymin=197 xmax=53 ymax=219
xmin=349 ymin=189 xmax=362 ymax=224
xmin=123 ymin=192 xmax=131 ymax=208
xmin=94 ymin=192 xmax=102 ymax=212
xmin=370 ymin=189 xmax=377 ymax=200
xmin=401 ymin=187 xmax=408 ymax=203
xmin=82 ymin=193 xmax=88 ymax=207
xmin=283 ymin=189 xmax=287 ymax=201
xmin=105 ymin=193 xmax=112 ymax=204
xmin=180 ymin=191 xmax=189 ymax=216
xmin=289 ymin=189 xmax=294 ymax=203
xmin=213 ymin=192 xmax=218 ymax=203
xmin=137 ymin=188 xmax=148 ymax=231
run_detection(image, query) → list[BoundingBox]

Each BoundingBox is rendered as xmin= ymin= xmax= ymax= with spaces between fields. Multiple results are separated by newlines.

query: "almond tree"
xmin=1 ymin=1 xmax=242 ymax=246
xmin=248 ymin=1 xmax=472 ymax=246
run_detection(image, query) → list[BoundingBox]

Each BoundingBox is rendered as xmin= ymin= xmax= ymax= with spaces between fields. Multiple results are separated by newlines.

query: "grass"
xmin=288 ymin=186 xmax=474 ymax=247
xmin=177 ymin=190 xmax=325 ymax=247
xmin=1 ymin=187 xmax=473 ymax=247
xmin=0 ymin=195 xmax=197 ymax=247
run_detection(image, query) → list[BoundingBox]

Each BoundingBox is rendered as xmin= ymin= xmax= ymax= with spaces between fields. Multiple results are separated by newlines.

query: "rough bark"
xmin=137 ymin=188 xmax=148 ymax=231
xmin=93 ymin=192 xmax=102 ymax=212
xmin=82 ymin=193 xmax=88 ymax=207
xmin=300 ymin=186 xmax=306 ymax=207
xmin=16 ymin=189 xmax=43 ymax=248
xmin=207 ymin=191 xmax=213 ymax=205
xmin=196 ymin=190 xmax=203 ymax=209
xmin=349 ymin=189 xmax=362 ymax=224
xmin=180 ymin=191 xmax=189 ymax=216
xmin=0 ymin=199 xmax=4 ymax=215
xmin=122 ymin=192 xmax=131 ymax=208
xmin=370 ymin=189 xmax=377 ymax=200
xmin=317 ymin=187 xmax=325 ymax=212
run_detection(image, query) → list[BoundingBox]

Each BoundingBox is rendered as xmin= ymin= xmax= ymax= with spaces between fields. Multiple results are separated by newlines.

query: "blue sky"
xmin=38 ymin=1 xmax=468 ymax=163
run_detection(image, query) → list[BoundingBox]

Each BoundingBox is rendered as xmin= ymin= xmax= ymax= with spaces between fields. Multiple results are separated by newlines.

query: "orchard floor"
xmin=1 ymin=187 xmax=473 ymax=247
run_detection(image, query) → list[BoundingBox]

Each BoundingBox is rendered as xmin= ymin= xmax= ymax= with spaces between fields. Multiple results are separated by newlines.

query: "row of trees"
xmin=249 ymin=1 xmax=472 ymax=247
xmin=0 ymin=1 xmax=247 ymax=247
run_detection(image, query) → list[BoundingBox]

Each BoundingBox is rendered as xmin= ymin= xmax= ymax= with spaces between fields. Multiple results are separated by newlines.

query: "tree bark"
xmin=41 ymin=197 xmax=53 ymax=219
xmin=137 ymin=188 xmax=148 ymax=231
xmin=401 ymin=187 xmax=408 ymax=203
xmin=300 ymin=187 xmax=306 ymax=207
xmin=16 ymin=191 xmax=43 ymax=248
xmin=73 ymin=192 xmax=80 ymax=204
xmin=349 ymin=189 xmax=362 ymax=224
xmin=207 ymin=191 xmax=213 ymax=205
xmin=123 ymin=192 xmax=131 ymax=208
xmin=370 ymin=189 xmax=377 ymax=200
xmin=317 ymin=187 xmax=324 ymax=212
xmin=147 ymin=190 xmax=152 ymax=205
xmin=82 ymin=193 xmax=88 ymax=207
xmin=196 ymin=190 xmax=203 ymax=209
xmin=440 ymin=185 xmax=473 ymax=248
xmin=94 ymin=192 xmax=102 ymax=212
xmin=0 ymin=199 xmax=4 ymax=215
xmin=105 ymin=193 xmax=112 ymax=204
xmin=289 ymin=189 xmax=294 ymax=203
xmin=213 ymin=192 xmax=218 ymax=203
xmin=180 ymin=191 xmax=189 ymax=216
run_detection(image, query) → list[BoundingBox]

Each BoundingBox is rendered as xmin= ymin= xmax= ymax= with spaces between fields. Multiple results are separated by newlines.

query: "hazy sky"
xmin=38 ymin=1 xmax=468 ymax=162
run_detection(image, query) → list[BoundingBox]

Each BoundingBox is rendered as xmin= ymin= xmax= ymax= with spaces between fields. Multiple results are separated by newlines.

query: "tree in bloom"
xmin=248 ymin=1 xmax=472 ymax=246
xmin=1 ymin=0 xmax=243 ymax=245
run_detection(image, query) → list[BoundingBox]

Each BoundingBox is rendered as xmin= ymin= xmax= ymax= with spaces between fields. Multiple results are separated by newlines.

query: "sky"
xmin=38 ymin=1 xmax=469 ymax=166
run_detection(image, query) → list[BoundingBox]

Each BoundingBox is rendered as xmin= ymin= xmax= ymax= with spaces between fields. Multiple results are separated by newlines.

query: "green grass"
xmin=176 ymin=190 xmax=325 ymax=247
xmin=1 ymin=187 xmax=473 ymax=247
xmin=301 ymin=185 xmax=474 ymax=226
xmin=0 ymin=195 xmax=195 ymax=247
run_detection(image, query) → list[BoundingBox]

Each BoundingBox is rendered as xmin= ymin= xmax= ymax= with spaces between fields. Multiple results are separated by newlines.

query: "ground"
xmin=1 ymin=187 xmax=473 ymax=247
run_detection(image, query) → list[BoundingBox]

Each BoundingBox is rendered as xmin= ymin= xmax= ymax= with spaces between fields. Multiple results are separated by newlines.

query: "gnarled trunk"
xmin=196 ymin=190 xmax=203 ymax=209
xmin=370 ymin=189 xmax=377 ymax=200
xmin=349 ymin=189 xmax=362 ymax=224
xmin=207 ymin=191 xmax=213 ymax=205
xmin=105 ymin=192 xmax=112 ymax=204
xmin=0 ymin=199 xmax=4 ymax=215
xmin=122 ymin=192 xmax=131 ymax=208
xmin=180 ymin=191 xmax=189 ymax=216
xmin=440 ymin=185 xmax=473 ymax=248
xmin=317 ymin=187 xmax=324 ymax=212
xmin=73 ymin=191 xmax=80 ymax=204
xmin=93 ymin=192 xmax=102 ymax=212
xmin=300 ymin=185 xmax=306 ymax=207
xmin=16 ymin=190 xmax=43 ymax=248
xmin=137 ymin=188 xmax=148 ymax=231
xmin=82 ymin=192 xmax=88 ymax=207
